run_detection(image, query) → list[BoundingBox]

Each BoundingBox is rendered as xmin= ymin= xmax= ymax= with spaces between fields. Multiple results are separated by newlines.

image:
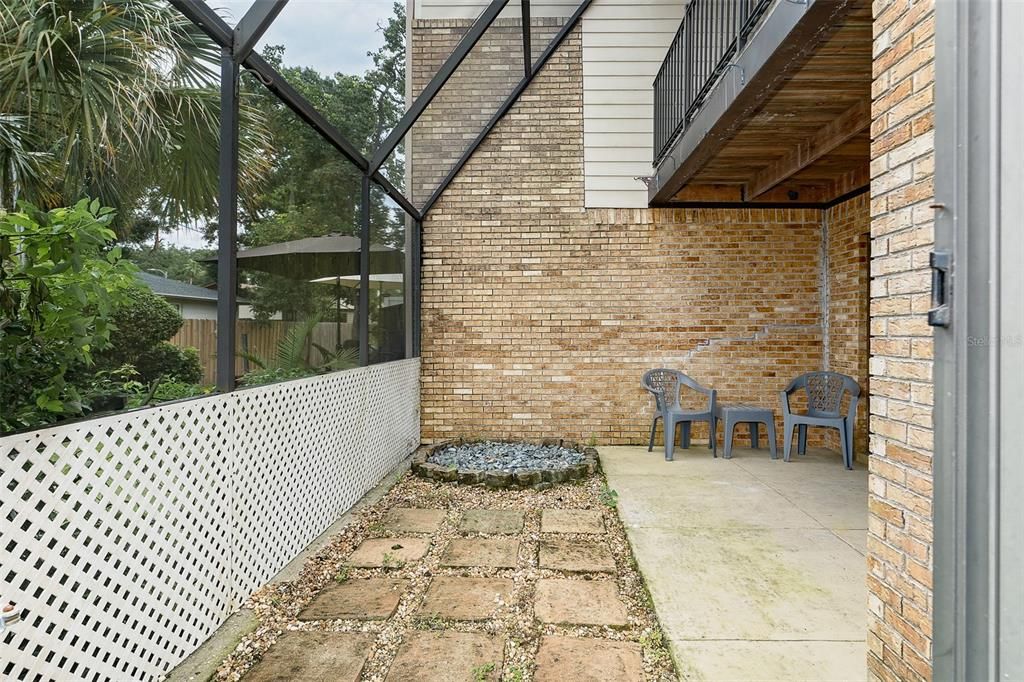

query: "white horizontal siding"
xmin=413 ymin=0 xmax=685 ymax=209
xmin=585 ymin=146 xmax=652 ymax=162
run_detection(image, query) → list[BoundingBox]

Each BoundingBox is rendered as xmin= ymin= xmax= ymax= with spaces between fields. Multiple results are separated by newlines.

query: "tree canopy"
xmin=0 ymin=0 xmax=271 ymax=233
xmin=229 ymin=3 xmax=408 ymax=321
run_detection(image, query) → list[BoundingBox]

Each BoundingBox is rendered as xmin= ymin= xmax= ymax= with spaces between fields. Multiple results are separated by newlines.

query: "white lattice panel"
xmin=0 ymin=358 xmax=420 ymax=681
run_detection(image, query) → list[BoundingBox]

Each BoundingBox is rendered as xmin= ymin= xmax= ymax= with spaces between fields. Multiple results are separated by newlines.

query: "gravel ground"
xmin=212 ymin=464 xmax=678 ymax=681
xmin=428 ymin=441 xmax=585 ymax=472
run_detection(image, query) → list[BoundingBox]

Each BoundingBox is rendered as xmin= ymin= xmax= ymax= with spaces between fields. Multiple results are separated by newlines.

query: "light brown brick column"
xmin=868 ymin=0 xmax=936 ymax=678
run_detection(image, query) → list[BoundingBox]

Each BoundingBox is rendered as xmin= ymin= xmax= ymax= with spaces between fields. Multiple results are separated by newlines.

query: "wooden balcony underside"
xmin=651 ymin=0 xmax=872 ymax=207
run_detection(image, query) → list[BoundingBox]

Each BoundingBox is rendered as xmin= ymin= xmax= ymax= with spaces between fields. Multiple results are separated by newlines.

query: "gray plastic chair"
xmin=779 ymin=371 xmax=861 ymax=469
xmin=641 ymin=369 xmax=717 ymax=461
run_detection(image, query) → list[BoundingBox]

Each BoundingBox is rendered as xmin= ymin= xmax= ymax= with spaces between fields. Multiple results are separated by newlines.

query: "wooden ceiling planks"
xmin=666 ymin=0 xmax=872 ymax=206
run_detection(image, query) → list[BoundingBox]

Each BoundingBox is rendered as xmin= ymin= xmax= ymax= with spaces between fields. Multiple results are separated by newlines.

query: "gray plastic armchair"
xmin=780 ymin=371 xmax=861 ymax=469
xmin=641 ymin=369 xmax=717 ymax=461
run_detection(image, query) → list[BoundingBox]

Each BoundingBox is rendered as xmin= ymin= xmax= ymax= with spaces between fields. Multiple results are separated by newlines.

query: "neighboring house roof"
xmin=136 ymin=272 xmax=218 ymax=303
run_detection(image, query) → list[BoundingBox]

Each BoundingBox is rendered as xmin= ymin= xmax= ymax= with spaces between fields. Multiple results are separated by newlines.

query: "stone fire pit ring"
xmin=411 ymin=439 xmax=600 ymax=490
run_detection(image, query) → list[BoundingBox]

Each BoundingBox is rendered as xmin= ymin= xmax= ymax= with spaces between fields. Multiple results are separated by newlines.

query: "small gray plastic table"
xmin=715 ymin=403 xmax=778 ymax=460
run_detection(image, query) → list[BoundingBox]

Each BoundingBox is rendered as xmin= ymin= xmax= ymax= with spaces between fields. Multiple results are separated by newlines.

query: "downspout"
xmin=820 ymin=207 xmax=831 ymax=371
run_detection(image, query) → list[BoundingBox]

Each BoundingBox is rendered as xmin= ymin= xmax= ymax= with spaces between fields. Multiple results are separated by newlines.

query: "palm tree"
xmin=0 ymin=0 xmax=270 ymax=232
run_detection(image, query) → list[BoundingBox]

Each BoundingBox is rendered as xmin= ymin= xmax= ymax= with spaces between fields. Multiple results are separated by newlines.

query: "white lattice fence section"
xmin=0 ymin=358 xmax=420 ymax=681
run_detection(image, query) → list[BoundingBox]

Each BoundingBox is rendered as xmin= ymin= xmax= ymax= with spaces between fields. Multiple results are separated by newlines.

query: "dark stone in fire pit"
xmin=514 ymin=470 xmax=542 ymax=486
xmin=485 ymin=471 xmax=513 ymax=488
xmin=548 ymin=469 xmax=569 ymax=484
xmin=459 ymin=470 xmax=484 ymax=485
xmin=568 ymin=464 xmax=588 ymax=480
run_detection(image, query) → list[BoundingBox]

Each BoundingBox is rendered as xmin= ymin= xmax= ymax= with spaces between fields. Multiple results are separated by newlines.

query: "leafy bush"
xmin=238 ymin=366 xmax=319 ymax=387
xmin=97 ymin=287 xmax=183 ymax=366
xmin=134 ymin=342 xmax=202 ymax=384
xmin=126 ymin=379 xmax=213 ymax=408
xmin=238 ymin=314 xmax=359 ymax=387
xmin=0 ymin=200 xmax=138 ymax=432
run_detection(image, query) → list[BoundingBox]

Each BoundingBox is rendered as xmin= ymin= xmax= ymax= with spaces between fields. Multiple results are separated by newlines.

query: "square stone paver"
xmin=541 ymin=509 xmax=605 ymax=534
xmin=534 ymin=636 xmax=642 ymax=682
xmin=534 ymin=579 xmax=628 ymax=627
xmin=539 ymin=538 xmax=616 ymax=573
xmin=459 ymin=509 xmax=525 ymax=534
xmin=381 ymin=507 xmax=446 ymax=534
xmin=418 ymin=576 xmax=513 ymax=621
xmin=298 ymin=578 xmax=406 ymax=621
xmin=385 ymin=631 xmax=504 ymax=681
xmin=245 ymin=631 xmax=372 ymax=682
xmin=346 ymin=538 xmax=430 ymax=568
xmin=441 ymin=537 xmax=520 ymax=568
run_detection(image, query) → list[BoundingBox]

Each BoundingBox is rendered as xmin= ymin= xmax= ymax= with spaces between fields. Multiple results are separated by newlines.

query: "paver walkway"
xmin=601 ymin=444 xmax=869 ymax=681
xmin=228 ymin=475 xmax=676 ymax=681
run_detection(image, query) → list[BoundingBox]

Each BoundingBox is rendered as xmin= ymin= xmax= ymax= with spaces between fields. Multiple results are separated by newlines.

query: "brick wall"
xmin=868 ymin=0 xmax=935 ymax=679
xmin=825 ymin=193 xmax=871 ymax=458
xmin=414 ymin=4 xmax=935 ymax=679
xmin=416 ymin=26 xmax=829 ymax=447
xmin=408 ymin=18 xmax=562 ymax=206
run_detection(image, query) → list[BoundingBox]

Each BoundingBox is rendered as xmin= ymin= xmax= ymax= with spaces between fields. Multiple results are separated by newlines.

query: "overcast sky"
xmin=167 ymin=1 xmax=398 ymax=249
xmin=215 ymin=0 xmax=396 ymax=75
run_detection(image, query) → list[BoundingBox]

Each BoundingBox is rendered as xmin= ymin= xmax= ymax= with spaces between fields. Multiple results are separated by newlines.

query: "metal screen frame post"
xmin=216 ymin=48 xmax=240 ymax=393
xmin=932 ymin=0 xmax=1016 ymax=677
xmin=522 ymin=0 xmax=532 ymax=78
xmin=358 ymin=175 xmax=371 ymax=366
xmin=233 ymin=0 xmax=288 ymax=61
xmin=410 ymin=218 xmax=422 ymax=358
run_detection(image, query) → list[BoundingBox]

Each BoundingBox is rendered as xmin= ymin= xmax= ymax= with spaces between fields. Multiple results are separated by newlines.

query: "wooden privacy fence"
xmin=170 ymin=319 xmax=351 ymax=384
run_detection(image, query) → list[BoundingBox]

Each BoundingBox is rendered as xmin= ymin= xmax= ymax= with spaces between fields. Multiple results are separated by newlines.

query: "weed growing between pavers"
xmin=214 ymin=463 xmax=677 ymax=681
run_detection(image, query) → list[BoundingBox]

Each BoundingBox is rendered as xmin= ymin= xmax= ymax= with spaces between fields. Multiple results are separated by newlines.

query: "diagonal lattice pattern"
xmin=0 ymin=358 xmax=419 ymax=681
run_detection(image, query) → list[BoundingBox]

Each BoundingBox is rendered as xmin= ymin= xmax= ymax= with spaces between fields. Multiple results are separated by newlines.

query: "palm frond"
xmin=323 ymin=346 xmax=359 ymax=371
xmin=0 ymin=114 xmax=57 ymax=210
xmin=0 ymin=0 xmax=271 ymax=227
xmin=235 ymin=350 xmax=268 ymax=370
xmin=275 ymin=314 xmax=323 ymax=370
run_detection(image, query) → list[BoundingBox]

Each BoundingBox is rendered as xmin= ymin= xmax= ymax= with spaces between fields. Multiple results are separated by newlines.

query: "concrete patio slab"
xmin=458 ymin=509 xmax=525 ymax=534
xmin=673 ymin=640 xmax=867 ymax=681
xmin=733 ymin=455 xmax=869 ymax=530
xmin=612 ymin=471 xmax=822 ymax=530
xmin=539 ymin=537 xmax=616 ymax=573
xmin=418 ymin=576 xmax=513 ymax=621
xmin=385 ymin=631 xmax=504 ymax=681
xmin=534 ymin=578 xmax=628 ymax=627
xmin=244 ymin=631 xmax=372 ymax=682
xmin=298 ymin=578 xmax=406 ymax=621
xmin=381 ymin=507 xmax=446 ymax=534
xmin=629 ymin=526 xmax=866 ymax=640
xmin=440 ymin=537 xmax=520 ymax=568
xmin=600 ymin=445 xmax=868 ymax=680
xmin=534 ymin=636 xmax=643 ymax=682
xmin=597 ymin=442 xmax=734 ymax=475
xmin=541 ymin=508 xmax=605 ymax=534
xmin=346 ymin=538 xmax=430 ymax=568
xmin=834 ymin=528 xmax=868 ymax=556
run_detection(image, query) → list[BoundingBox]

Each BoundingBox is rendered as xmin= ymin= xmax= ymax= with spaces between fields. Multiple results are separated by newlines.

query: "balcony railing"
xmin=653 ymin=0 xmax=774 ymax=165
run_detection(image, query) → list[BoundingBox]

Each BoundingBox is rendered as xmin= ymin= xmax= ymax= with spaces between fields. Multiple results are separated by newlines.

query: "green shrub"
xmin=126 ymin=379 xmax=212 ymax=408
xmin=0 ymin=200 xmax=138 ymax=432
xmin=97 ymin=287 xmax=183 ymax=367
xmin=238 ymin=314 xmax=358 ymax=387
xmin=239 ymin=366 xmax=318 ymax=387
xmin=134 ymin=342 xmax=202 ymax=384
